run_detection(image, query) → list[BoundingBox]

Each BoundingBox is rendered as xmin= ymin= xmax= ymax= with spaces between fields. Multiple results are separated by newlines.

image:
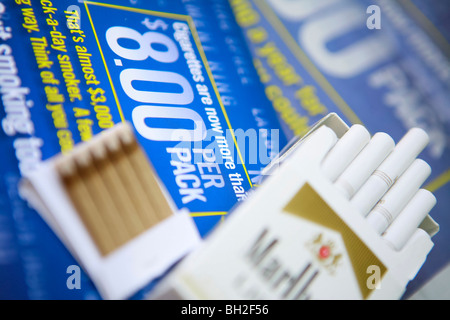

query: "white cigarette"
xmin=334 ymin=132 xmax=395 ymax=199
xmin=376 ymin=128 xmax=429 ymax=181
xmin=382 ymin=189 xmax=436 ymax=251
xmin=296 ymin=125 xmax=338 ymax=163
xmin=321 ymin=124 xmax=371 ymax=182
xmin=350 ymin=128 xmax=429 ymax=216
xmin=366 ymin=159 xmax=431 ymax=234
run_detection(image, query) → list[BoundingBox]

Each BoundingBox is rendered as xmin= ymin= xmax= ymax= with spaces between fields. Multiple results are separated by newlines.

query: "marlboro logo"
xmin=284 ymin=183 xmax=387 ymax=299
xmin=307 ymin=233 xmax=342 ymax=275
xmin=246 ymin=228 xmax=319 ymax=300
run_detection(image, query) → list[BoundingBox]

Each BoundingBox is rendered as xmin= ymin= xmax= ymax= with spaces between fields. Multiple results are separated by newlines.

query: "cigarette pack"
xmin=229 ymin=0 xmax=450 ymax=295
xmin=150 ymin=113 xmax=439 ymax=300
xmin=0 ymin=0 xmax=286 ymax=299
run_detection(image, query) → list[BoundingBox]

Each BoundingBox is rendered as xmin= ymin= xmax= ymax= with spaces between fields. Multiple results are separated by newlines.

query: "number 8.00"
xmin=105 ymin=26 xmax=179 ymax=63
xmin=105 ymin=25 xmax=207 ymax=142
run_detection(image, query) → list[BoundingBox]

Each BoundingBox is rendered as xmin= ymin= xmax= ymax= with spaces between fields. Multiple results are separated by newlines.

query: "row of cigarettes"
xmin=301 ymin=124 xmax=435 ymax=251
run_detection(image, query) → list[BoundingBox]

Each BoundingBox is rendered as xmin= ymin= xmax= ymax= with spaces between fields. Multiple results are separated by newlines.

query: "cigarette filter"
xmin=351 ymin=128 xmax=429 ymax=216
xmin=334 ymin=132 xmax=395 ymax=199
xmin=321 ymin=124 xmax=371 ymax=182
xmin=295 ymin=125 xmax=338 ymax=163
xmin=366 ymin=159 xmax=431 ymax=234
xmin=383 ymin=189 xmax=437 ymax=251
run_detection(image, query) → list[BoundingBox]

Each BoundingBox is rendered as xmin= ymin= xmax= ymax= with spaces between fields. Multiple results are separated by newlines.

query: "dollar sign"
xmin=142 ymin=18 xmax=168 ymax=31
